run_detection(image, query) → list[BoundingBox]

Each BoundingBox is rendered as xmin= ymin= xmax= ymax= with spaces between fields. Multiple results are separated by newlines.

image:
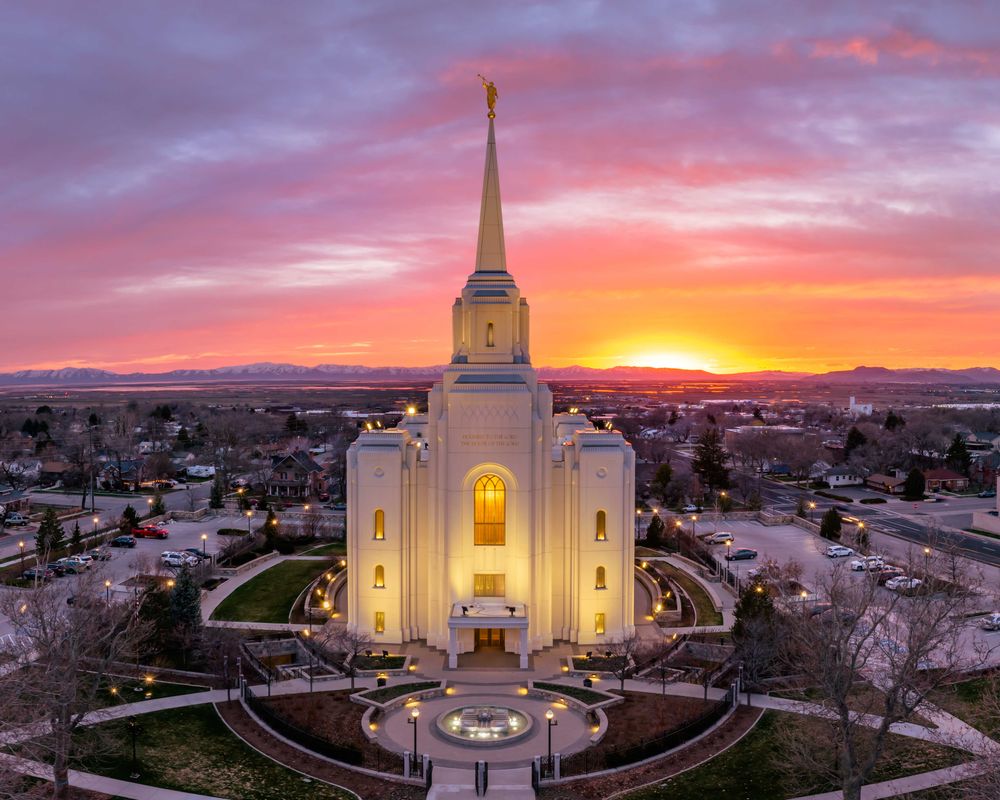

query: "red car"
xmin=132 ymin=525 xmax=169 ymax=539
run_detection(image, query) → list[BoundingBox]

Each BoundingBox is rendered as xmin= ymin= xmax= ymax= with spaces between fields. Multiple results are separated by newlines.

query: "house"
xmin=825 ymin=465 xmax=864 ymax=488
xmin=923 ymin=468 xmax=969 ymax=492
xmin=99 ymin=458 xmax=145 ymax=491
xmin=267 ymin=451 xmax=325 ymax=499
xmin=972 ymin=451 xmax=1000 ymax=490
xmin=39 ymin=460 xmax=73 ymax=486
xmin=965 ymin=431 xmax=1000 ymax=452
xmin=866 ymin=473 xmax=906 ymax=495
xmin=186 ymin=465 xmax=216 ymax=478
xmin=0 ymin=486 xmax=30 ymax=514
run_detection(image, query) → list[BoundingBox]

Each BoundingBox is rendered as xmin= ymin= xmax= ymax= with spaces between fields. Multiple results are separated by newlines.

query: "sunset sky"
xmin=3 ymin=1 xmax=999 ymax=374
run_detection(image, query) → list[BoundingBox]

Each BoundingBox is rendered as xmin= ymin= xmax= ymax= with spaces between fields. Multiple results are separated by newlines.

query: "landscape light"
xmin=407 ymin=406 xmax=416 ymax=416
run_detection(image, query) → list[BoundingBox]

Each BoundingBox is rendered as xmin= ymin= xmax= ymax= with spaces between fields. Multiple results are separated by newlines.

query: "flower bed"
xmin=354 ymin=681 xmax=441 ymax=706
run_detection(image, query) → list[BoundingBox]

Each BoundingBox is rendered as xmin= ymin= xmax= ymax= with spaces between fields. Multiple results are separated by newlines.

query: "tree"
xmin=603 ymin=632 xmax=648 ymax=692
xmin=795 ymin=495 xmax=808 ymax=519
xmin=945 ymin=434 xmax=972 ymax=476
xmin=0 ymin=574 xmax=147 ymax=799
xmin=883 ymin=410 xmax=904 ymax=431
xmin=262 ymin=508 xmax=280 ymax=550
xmin=650 ymin=463 xmax=673 ymax=505
xmin=777 ymin=558 xmax=984 ymax=800
xmin=903 ymin=467 xmax=926 ymax=500
xmin=732 ymin=582 xmax=781 ymax=700
xmin=209 ymin=478 xmax=224 ymax=509
xmin=149 ymin=491 xmax=166 ymax=517
xmin=34 ymin=507 xmax=65 ymax=560
xmin=692 ymin=427 xmax=730 ymax=492
xmin=844 ymin=426 xmax=867 ymax=459
xmin=176 ymin=426 xmax=190 ymax=448
xmin=119 ymin=503 xmax=139 ymax=536
xmin=69 ymin=521 xmax=83 ymax=555
xmin=645 ymin=514 xmax=664 ymax=548
xmin=285 ymin=413 xmax=308 ymax=435
xmin=819 ymin=507 xmax=842 ymax=540
xmin=322 ymin=626 xmax=373 ymax=690
xmin=169 ymin=567 xmax=203 ymax=667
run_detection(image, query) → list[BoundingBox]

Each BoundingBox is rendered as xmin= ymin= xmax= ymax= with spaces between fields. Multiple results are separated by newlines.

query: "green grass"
xmin=303 ymin=541 xmax=347 ymax=556
xmin=353 ymin=654 xmax=406 ymax=670
xmin=620 ymin=711 xmax=967 ymax=800
xmin=355 ymin=681 xmax=439 ymax=704
xmin=928 ymin=676 xmax=998 ymax=736
xmin=534 ymin=681 xmax=611 ymax=706
xmin=79 ymin=705 xmax=355 ymax=799
xmin=211 ymin=559 xmax=333 ymax=623
xmin=658 ymin=563 xmax=724 ymax=626
xmin=94 ymin=676 xmax=210 ymax=708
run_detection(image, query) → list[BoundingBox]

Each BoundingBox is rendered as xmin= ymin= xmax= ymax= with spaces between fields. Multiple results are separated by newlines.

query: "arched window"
xmin=595 ymin=613 xmax=605 ymax=635
xmin=596 ymin=510 xmax=607 ymax=541
xmin=374 ymin=509 xmax=384 ymax=540
xmin=595 ymin=566 xmax=606 ymax=589
xmin=486 ymin=322 xmax=495 ymax=347
xmin=374 ymin=611 xmax=385 ymax=634
xmin=474 ymin=474 xmax=506 ymax=545
xmin=374 ymin=564 xmax=385 ymax=588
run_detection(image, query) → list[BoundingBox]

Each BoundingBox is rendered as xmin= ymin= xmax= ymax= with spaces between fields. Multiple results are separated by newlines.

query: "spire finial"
xmin=478 ymin=74 xmax=498 ymax=119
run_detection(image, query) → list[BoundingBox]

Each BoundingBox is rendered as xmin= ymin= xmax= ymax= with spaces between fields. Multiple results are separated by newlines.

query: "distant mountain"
xmin=0 ymin=362 xmax=997 ymax=387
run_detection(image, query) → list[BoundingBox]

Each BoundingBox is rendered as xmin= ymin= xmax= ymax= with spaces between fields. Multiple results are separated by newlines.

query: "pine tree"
xmin=119 ymin=504 xmax=140 ymax=536
xmin=645 ymin=514 xmax=665 ymax=548
xmin=903 ymin=468 xmax=926 ymax=500
xmin=209 ymin=479 xmax=224 ymax=509
xmin=150 ymin=492 xmax=166 ymax=517
xmin=650 ymin=463 xmax=674 ymax=505
xmin=170 ymin=568 xmax=202 ymax=631
xmin=35 ymin=507 xmax=65 ymax=558
xmin=70 ymin=521 xmax=83 ymax=555
xmin=795 ymin=496 xmax=808 ymax=519
xmin=692 ymin=427 xmax=730 ymax=492
xmin=819 ymin=507 xmax=842 ymax=541
xmin=844 ymin=426 xmax=867 ymax=458
xmin=945 ymin=434 xmax=972 ymax=477
xmin=176 ymin=426 xmax=190 ymax=448
xmin=732 ymin=581 xmax=775 ymax=640
xmin=263 ymin=508 xmax=280 ymax=548
xmin=884 ymin=411 xmax=904 ymax=431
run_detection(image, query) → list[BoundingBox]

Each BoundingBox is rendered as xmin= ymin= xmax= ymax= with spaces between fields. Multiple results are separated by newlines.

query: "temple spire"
xmin=475 ymin=118 xmax=507 ymax=272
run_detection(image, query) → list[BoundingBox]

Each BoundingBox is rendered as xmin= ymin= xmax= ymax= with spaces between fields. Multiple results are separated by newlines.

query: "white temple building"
xmin=346 ymin=111 xmax=635 ymax=669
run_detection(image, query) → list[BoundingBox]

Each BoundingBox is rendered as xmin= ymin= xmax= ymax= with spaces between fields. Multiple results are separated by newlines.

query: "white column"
xmin=448 ymin=626 xmax=458 ymax=668
xmin=519 ymin=627 xmax=528 ymax=669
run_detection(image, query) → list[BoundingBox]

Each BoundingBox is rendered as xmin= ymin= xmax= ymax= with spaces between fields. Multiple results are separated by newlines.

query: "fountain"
xmin=436 ymin=705 xmax=533 ymax=746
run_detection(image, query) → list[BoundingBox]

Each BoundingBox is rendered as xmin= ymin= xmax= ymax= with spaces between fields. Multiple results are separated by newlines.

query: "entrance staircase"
xmin=427 ymin=765 xmax=535 ymax=799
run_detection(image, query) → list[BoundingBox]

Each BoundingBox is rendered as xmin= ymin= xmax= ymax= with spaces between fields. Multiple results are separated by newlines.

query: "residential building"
xmin=267 ymin=451 xmax=325 ymax=498
xmin=866 ymin=473 xmax=906 ymax=495
xmin=825 ymin=465 xmax=864 ymax=488
xmin=923 ymin=468 xmax=969 ymax=492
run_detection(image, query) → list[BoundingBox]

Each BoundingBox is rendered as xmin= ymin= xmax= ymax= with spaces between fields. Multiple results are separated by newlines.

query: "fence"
xmin=559 ymin=689 xmax=733 ymax=776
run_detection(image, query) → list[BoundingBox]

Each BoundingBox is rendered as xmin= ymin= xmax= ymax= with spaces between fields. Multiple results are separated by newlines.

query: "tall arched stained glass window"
xmin=474 ymin=474 xmax=505 ymax=545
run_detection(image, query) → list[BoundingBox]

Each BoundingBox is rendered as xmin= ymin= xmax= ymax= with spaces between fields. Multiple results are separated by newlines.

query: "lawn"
xmin=79 ymin=705 xmax=356 ymax=799
xmin=211 ymin=559 xmax=333 ymax=623
xmin=303 ymin=541 xmax=347 ymax=556
xmin=534 ymin=681 xmax=612 ymax=706
xmin=356 ymin=681 xmax=439 ymax=704
xmin=928 ymin=676 xmax=998 ymax=736
xmin=619 ymin=711 xmax=968 ymax=800
xmin=657 ymin=563 xmax=724 ymax=626
xmin=94 ymin=675 xmax=210 ymax=708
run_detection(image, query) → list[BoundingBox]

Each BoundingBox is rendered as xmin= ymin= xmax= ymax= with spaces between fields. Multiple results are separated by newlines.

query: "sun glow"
xmin=626 ymin=351 xmax=714 ymax=371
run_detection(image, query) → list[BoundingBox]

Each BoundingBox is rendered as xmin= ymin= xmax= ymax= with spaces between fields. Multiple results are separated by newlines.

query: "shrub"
xmin=274 ymin=538 xmax=295 ymax=555
xmin=815 ymin=490 xmax=854 ymax=503
xmin=859 ymin=498 xmax=887 ymax=505
xmin=217 ymin=528 xmax=248 ymax=536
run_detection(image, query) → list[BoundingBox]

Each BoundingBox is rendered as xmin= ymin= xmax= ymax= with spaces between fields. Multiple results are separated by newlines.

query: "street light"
xmin=545 ymin=708 xmax=558 ymax=775
xmin=808 ymin=501 xmax=816 ymax=523
xmin=201 ymin=533 xmax=208 ymax=558
xmin=127 ymin=718 xmax=140 ymax=779
xmin=408 ymin=708 xmax=420 ymax=770
xmin=17 ymin=541 xmax=25 ymax=573
xmin=92 ymin=515 xmax=100 ymax=535
xmin=105 ymin=579 xmax=112 ymax=603
xmin=246 ymin=510 xmax=253 ymax=534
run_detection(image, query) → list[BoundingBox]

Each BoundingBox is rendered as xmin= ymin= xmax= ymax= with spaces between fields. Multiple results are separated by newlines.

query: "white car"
xmin=885 ymin=576 xmax=922 ymax=592
xmin=825 ymin=545 xmax=854 ymax=558
xmin=706 ymin=531 xmax=735 ymax=545
xmin=682 ymin=504 xmax=702 ymax=513
xmin=161 ymin=552 xmax=198 ymax=568
xmin=849 ymin=556 xmax=885 ymax=572
xmin=979 ymin=613 xmax=1000 ymax=631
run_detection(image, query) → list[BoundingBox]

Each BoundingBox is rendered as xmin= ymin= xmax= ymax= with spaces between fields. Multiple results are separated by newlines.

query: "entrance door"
xmin=474 ymin=628 xmax=505 ymax=650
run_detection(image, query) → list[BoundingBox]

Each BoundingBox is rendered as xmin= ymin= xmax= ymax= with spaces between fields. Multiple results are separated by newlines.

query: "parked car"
xmin=133 ymin=525 xmax=169 ymax=539
xmin=725 ymin=548 xmax=758 ymax=561
xmin=681 ymin=504 xmax=702 ymax=513
xmin=182 ymin=548 xmax=207 ymax=561
xmin=75 ymin=554 xmax=95 ymax=568
xmin=705 ymin=531 xmax=735 ymax=545
xmin=979 ymin=489 xmax=997 ymax=498
xmin=87 ymin=548 xmax=112 ymax=561
xmin=2 ymin=512 xmax=30 ymax=527
xmin=160 ymin=552 xmax=198 ymax=568
xmin=44 ymin=562 xmax=68 ymax=577
xmin=331 ymin=502 xmax=346 ymax=511
xmin=885 ymin=576 xmax=923 ymax=592
xmin=979 ymin=613 xmax=1000 ymax=631
xmin=825 ymin=545 xmax=855 ymax=558
xmin=850 ymin=555 xmax=885 ymax=572
xmin=874 ymin=566 xmax=906 ymax=585
xmin=22 ymin=567 xmax=55 ymax=582
xmin=111 ymin=535 xmax=137 ymax=548
xmin=53 ymin=556 xmax=89 ymax=574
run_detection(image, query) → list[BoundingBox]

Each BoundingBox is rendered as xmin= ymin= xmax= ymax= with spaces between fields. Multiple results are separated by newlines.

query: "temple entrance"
xmin=474 ymin=628 xmax=505 ymax=651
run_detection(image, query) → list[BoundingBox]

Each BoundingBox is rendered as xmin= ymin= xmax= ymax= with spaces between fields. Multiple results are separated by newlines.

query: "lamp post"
xmin=17 ymin=541 xmax=25 ymax=573
xmin=690 ymin=515 xmax=697 ymax=540
xmin=201 ymin=533 xmax=208 ymax=558
xmin=92 ymin=515 xmax=100 ymax=536
xmin=146 ymin=497 xmax=153 ymax=517
xmin=635 ymin=508 xmax=641 ymax=540
xmin=302 ymin=629 xmax=314 ymax=692
xmin=105 ymin=579 xmax=112 ymax=604
xmin=923 ymin=546 xmax=931 ymax=576
xmin=545 ymin=708 xmax=558 ymax=775
xmin=127 ymin=718 xmax=140 ymax=779
xmin=246 ymin=510 xmax=253 ymax=535
xmin=808 ymin=501 xmax=816 ymax=523
xmin=408 ymin=708 xmax=420 ymax=773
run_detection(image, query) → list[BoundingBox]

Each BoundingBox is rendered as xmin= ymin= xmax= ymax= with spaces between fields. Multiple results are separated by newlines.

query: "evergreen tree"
xmin=732 ymin=581 xmax=775 ymax=641
xmin=667 ymin=410 xmax=679 ymax=426
xmin=752 ymin=408 xmax=764 ymax=422
xmin=884 ymin=411 xmax=904 ymax=431
xmin=35 ymin=507 xmax=65 ymax=558
xmin=119 ymin=504 xmax=140 ymax=536
xmin=170 ymin=568 xmax=203 ymax=631
xmin=263 ymin=508 xmax=280 ymax=546
xmin=650 ymin=463 xmax=674 ymax=505
xmin=209 ymin=479 xmax=224 ymax=509
xmin=150 ymin=492 xmax=166 ymax=517
xmin=645 ymin=514 xmax=665 ymax=548
xmin=903 ymin=468 xmax=926 ymax=500
xmin=819 ymin=507 xmax=842 ymax=541
xmin=945 ymin=434 xmax=972 ymax=476
xmin=844 ymin=426 xmax=867 ymax=459
xmin=692 ymin=427 xmax=730 ymax=492
xmin=795 ymin=495 xmax=808 ymax=519
xmin=176 ymin=426 xmax=190 ymax=448
xmin=70 ymin=521 xmax=83 ymax=555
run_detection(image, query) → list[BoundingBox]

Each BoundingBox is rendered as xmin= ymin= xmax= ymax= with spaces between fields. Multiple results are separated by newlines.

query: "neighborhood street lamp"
xmin=408 ymin=708 xmax=420 ymax=771
xmin=808 ymin=501 xmax=816 ymax=523
xmin=201 ymin=533 xmax=208 ymax=558
xmin=246 ymin=510 xmax=253 ymax=534
xmin=105 ymin=579 xmax=112 ymax=603
xmin=17 ymin=541 xmax=25 ymax=573
xmin=92 ymin=515 xmax=100 ymax=535
xmin=545 ymin=708 xmax=558 ymax=775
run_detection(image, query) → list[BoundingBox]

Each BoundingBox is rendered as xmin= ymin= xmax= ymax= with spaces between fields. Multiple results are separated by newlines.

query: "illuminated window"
xmin=374 ymin=509 xmax=384 ymax=540
xmin=474 ymin=474 xmax=505 ymax=545
xmin=595 ymin=566 xmax=606 ymax=590
xmin=374 ymin=564 xmax=385 ymax=588
xmin=474 ymin=573 xmax=505 ymax=597
xmin=374 ymin=611 xmax=385 ymax=633
xmin=596 ymin=510 xmax=607 ymax=541
xmin=595 ymin=613 xmax=605 ymax=635
xmin=487 ymin=322 xmax=495 ymax=347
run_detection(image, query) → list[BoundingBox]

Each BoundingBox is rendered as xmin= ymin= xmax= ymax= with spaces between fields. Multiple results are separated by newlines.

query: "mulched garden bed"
xmin=541 ymin=706 xmax=762 ymax=799
xmin=217 ymin=700 xmax=424 ymax=800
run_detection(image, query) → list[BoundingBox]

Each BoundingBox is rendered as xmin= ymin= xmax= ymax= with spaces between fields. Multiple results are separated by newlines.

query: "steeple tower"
xmin=475 ymin=118 xmax=507 ymax=272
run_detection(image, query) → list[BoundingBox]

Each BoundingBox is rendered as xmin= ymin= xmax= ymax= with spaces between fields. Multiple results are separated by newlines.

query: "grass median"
xmin=211 ymin=559 xmax=334 ymax=623
xmin=658 ymin=563 xmax=724 ymax=626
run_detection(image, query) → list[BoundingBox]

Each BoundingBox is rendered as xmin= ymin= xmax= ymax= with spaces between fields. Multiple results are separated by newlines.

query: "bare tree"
xmin=319 ymin=626 xmax=372 ymax=690
xmin=0 ymin=572 xmax=147 ymax=799
xmin=777 ymin=555 xmax=987 ymax=800
xmin=602 ymin=631 xmax=649 ymax=692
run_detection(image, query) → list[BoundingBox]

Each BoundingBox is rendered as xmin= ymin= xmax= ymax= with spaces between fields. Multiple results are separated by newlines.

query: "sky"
xmin=2 ymin=1 xmax=999 ymax=375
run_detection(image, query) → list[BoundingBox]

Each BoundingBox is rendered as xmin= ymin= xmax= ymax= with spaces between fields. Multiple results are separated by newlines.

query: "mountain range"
xmin=2 ymin=363 xmax=1000 ymax=386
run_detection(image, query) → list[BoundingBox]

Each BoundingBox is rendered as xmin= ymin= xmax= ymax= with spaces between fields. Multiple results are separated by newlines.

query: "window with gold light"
xmin=374 ymin=611 xmax=385 ymax=633
xmin=595 ymin=612 xmax=605 ymax=635
xmin=474 ymin=474 xmax=505 ymax=545
xmin=374 ymin=564 xmax=385 ymax=588
xmin=474 ymin=573 xmax=506 ymax=596
xmin=374 ymin=508 xmax=384 ymax=540
xmin=596 ymin=509 xmax=607 ymax=541
xmin=595 ymin=566 xmax=606 ymax=589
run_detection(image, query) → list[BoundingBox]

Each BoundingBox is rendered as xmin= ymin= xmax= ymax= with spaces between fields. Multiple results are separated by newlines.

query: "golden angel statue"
xmin=477 ymin=74 xmax=498 ymax=118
